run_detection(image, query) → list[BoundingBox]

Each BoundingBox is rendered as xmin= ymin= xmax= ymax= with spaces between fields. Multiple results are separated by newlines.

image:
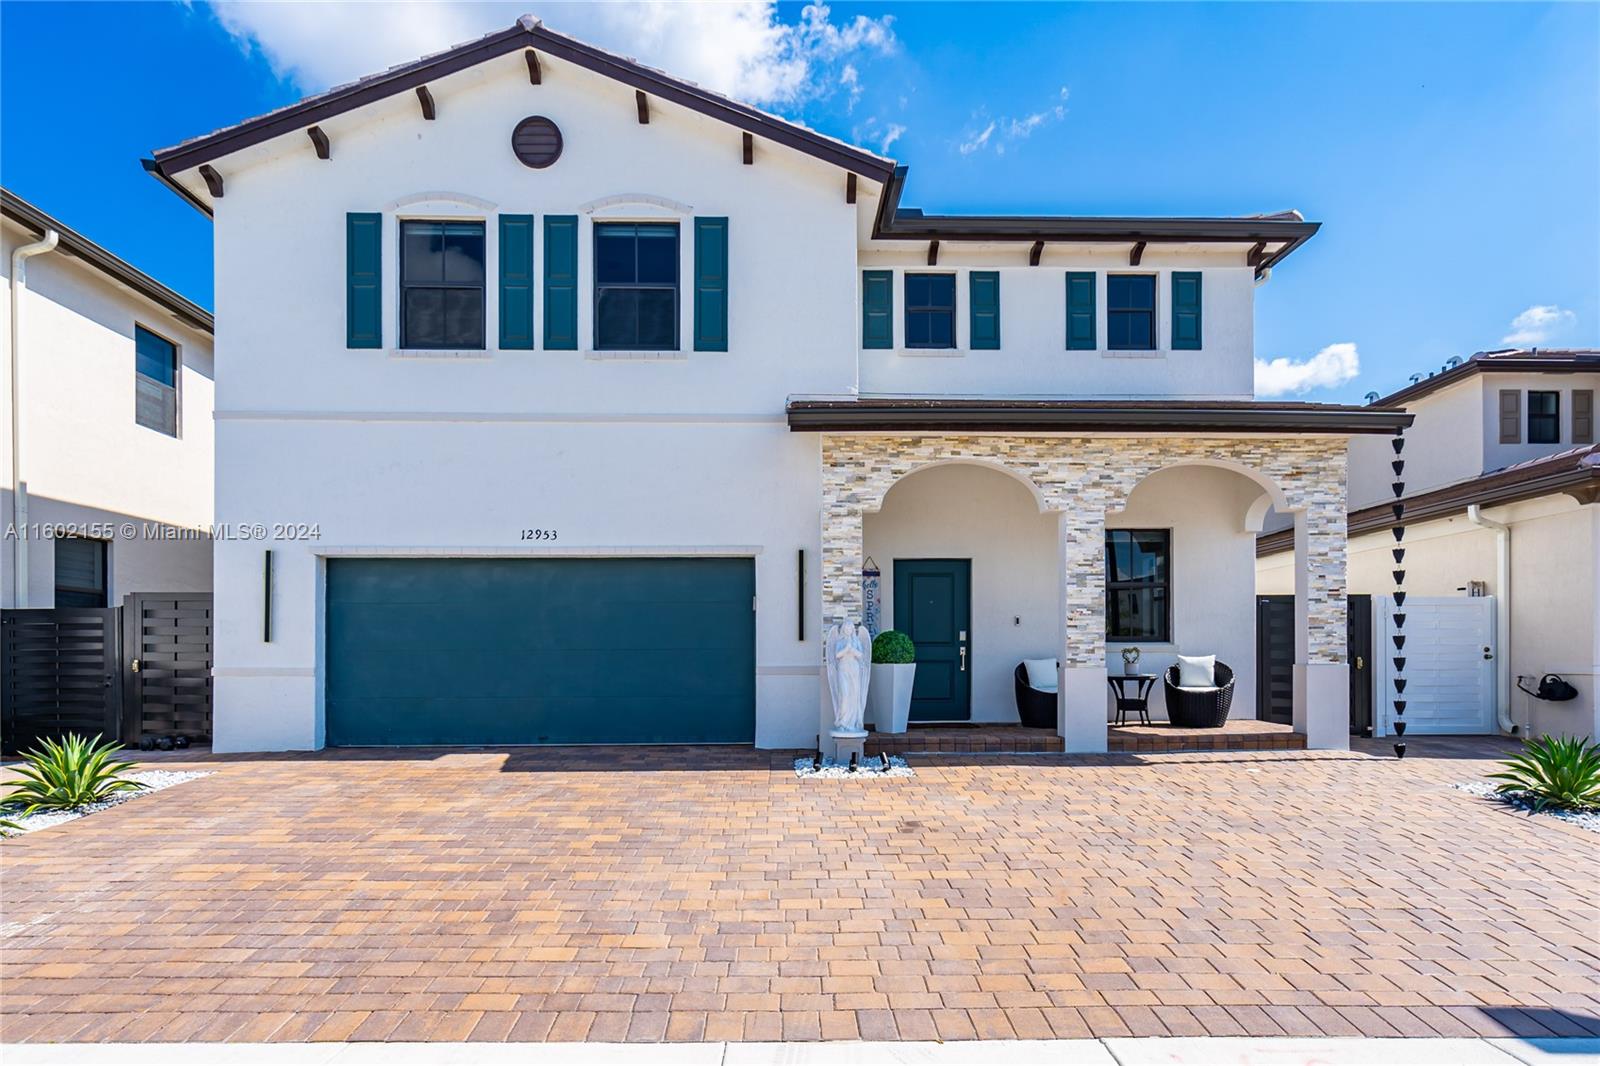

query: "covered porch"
xmin=794 ymin=398 xmax=1413 ymax=754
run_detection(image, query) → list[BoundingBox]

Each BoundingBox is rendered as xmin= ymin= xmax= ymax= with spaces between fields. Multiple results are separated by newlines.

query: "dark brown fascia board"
xmin=1375 ymin=354 xmax=1600 ymax=409
xmin=141 ymin=157 xmax=212 ymax=218
xmin=1 ymin=188 xmax=213 ymax=333
xmin=148 ymin=20 xmax=895 ymax=191
xmin=786 ymin=400 xmax=1412 ymax=435
xmin=868 ymin=166 xmax=1319 ymax=277
xmin=1256 ymin=455 xmax=1600 ymax=557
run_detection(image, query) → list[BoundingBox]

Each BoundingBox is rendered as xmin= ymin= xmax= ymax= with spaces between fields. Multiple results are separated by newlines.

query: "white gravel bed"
xmin=794 ymin=755 xmax=914 ymax=779
xmin=0 ymin=770 xmax=210 ymax=837
xmin=1453 ymin=779 xmax=1600 ymax=833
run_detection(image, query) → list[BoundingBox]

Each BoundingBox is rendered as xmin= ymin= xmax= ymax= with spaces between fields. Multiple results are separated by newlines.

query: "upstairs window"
xmin=1106 ymin=529 xmax=1170 ymax=642
xmin=1528 ymin=391 xmax=1560 ymax=444
xmin=55 ymin=536 xmax=107 ymax=608
xmin=400 ymin=220 xmax=485 ymax=349
xmin=595 ymin=222 xmax=679 ymax=350
xmin=1107 ymin=274 xmax=1156 ymax=351
xmin=134 ymin=325 xmax=178 ymax=436
xmin=904 ymin=273 xmax=955 ymax=349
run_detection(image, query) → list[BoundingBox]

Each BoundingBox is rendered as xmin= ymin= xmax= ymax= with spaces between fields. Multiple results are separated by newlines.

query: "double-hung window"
xmin=134 ymin=325 xmax=178 ymax=436
xmin=904 ymin=273 xmax=956 ymax=349
xmin=1528 ymin=391 xmax=1560 ymax=444
xmin=595 ymin=222 xmax=679 ymax=350
xmin=1105 ymin=529 xmax=1171 ymax=642
xmin=400 ymin=220 xmax=486 ymax=349
xmin=1107 ymin=274 xmax=1156 ymax=351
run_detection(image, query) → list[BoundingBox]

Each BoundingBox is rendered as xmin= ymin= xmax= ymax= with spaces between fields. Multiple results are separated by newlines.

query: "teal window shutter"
xmin=346 ymin=212 xmax=382 ymax=348
xmin=1066 ymin=271 xmax=1096 ymax=350
xmin=498 ymin=214 xmax=535 ymax=349
xmin=969 ymin=271 xmax=1000 ymax=350
xmin=862 ymin=270 xmax=893 ymax=349
xmin=543 ymin=215 xmax=578 ymax=350
xmin=1171 ymin=271 xmax=1202 ymax=350
xmin=694 ymin=217 xmax=729 ymax=351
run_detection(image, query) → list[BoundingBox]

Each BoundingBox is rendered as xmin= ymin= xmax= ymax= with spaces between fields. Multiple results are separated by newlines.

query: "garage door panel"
xmin=325 ymin=558 xmax=755 ymax=745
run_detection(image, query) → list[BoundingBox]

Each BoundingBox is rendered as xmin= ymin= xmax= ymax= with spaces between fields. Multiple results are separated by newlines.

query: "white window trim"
xmin=386 ymin=206 xmax=495 ymax=357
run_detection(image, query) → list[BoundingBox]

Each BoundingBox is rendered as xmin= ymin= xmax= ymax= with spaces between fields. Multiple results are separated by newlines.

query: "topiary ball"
xmin=872 ymin=630 xmax=916 ymax=665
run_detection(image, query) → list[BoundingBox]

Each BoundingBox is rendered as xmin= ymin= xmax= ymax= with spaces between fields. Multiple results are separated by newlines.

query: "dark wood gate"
xmin=122 ymin=593 xmax=214 ymax=745
xmin=1 ymin=608 xmax=123 ymax=754
xmin=1256 ymin=593 xmax=1373 ymax=733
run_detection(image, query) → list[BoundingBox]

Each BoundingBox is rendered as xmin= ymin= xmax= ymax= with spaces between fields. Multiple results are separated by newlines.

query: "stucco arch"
xmin=871 ymin=457 xmax=1055 ymax=515
xmin=1108 ymin=455 xmax=1294 ymax=518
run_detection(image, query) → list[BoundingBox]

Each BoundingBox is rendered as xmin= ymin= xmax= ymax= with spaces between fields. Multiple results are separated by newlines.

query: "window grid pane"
xmin=595 ymin=223 xmax=680 ymax=350
xmin=400 ymin=220 xmax=485 ymax=348
xmin=905 ymin=273 xmax=955 ymax=350
xmin=1107 ymin=274 xmax=1156 ymax=351
xmin=1105 ymin=529 xmax=1170 ymax=642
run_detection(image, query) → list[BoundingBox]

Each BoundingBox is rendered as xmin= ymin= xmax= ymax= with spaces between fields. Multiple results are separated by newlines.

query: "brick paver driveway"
xmin=3 ymin=737 xmax=1597 ymax=1044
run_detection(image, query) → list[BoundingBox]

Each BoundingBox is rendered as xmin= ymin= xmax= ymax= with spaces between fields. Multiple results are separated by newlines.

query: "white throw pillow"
xmin=1023 ymin=658 xmax=1058 ymax=692
xmin=1176 ymin=654 xmax=1216 ymax=688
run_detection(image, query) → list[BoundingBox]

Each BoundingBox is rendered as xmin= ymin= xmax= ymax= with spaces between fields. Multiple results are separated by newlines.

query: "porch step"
xmin=864 ymin=721 xmax=1307 ymax=756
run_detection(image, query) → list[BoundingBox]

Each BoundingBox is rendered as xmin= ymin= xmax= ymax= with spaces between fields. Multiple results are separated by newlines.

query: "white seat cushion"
xmin=1175 ymin=654 xmax=1216 ymax=687
xmin=1023 ymin=658 xmax=1058 ymax=692
xmin=1177 ymin=685 xmax=1220 ymax=694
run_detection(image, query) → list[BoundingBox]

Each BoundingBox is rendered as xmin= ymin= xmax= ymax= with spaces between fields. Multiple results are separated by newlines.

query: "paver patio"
xmin=2 ymin=736 xmax=1597 ymax=1044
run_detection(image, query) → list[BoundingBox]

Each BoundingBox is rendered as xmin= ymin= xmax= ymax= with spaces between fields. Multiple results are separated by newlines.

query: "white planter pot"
xmin=868 ymin=662 xmax=916 ymax=734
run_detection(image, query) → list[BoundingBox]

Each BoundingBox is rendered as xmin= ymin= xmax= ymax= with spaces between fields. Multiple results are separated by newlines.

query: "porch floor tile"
xmin=864 ymin=720 xmax=1305 ymax=756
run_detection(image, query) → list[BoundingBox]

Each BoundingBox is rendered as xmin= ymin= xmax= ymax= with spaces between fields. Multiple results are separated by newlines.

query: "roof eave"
xmin=787 ymin=400 xmax=1411 ymax=435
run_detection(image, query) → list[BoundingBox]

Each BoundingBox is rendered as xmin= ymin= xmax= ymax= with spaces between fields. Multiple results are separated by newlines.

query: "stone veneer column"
xmin=1059 ymin=507 xmax=1109 ymax=753
xmin=1293 ymin=493 xmax=1351 ymax=750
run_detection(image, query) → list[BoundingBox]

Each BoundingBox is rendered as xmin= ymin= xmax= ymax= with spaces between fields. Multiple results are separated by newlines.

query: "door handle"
xmin=1355 ymin=656 xmax=1365 ymax=670
xmin=131 ymin=658 xmax=141 ymax=674
xmin=1482 ymin=646 xmax=1494 ymax=661
xmin=959 ymin=646 xmax=967 ymax=672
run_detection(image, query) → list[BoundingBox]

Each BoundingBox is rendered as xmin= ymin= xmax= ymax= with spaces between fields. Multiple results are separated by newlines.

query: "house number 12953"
xmin=521 ymin=529 xmax=558 ymax=541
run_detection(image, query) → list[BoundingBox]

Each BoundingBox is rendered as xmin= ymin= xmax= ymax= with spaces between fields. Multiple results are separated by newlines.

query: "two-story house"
xmin=144 ymin=16 xmax=1408 ymax=754
xmin=1259 ymin=349 xmax=1598 ymax=742
xmin=2 ymin=190 xmax=214 ymax=611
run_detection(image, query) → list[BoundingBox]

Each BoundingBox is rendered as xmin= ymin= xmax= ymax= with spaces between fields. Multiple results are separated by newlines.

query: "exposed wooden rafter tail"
xmin=306 ymin=126 xmax=330 ymax=160
xmin=1029 ymin=240 xmax=1044 ymax=266
xmin=846 ymin=173 xmax=857 ymax=204
xmin=524 ymin=49 xmax=541 ymax=85
xmin=1129 ymin=240 xmax=1146 ymax=266
xmin=415 ymin=85 xmax=436 ymax=120
xmin=1247 ymin=241 xmax=1267 ymax=267
xmin=927 ymin=240 xmax=939 ymax=266
xmin=636 ymin=90 xmax=649 ymax=124
xmin=198 ymin=165 xmax=224 ymax=198
xmin=742 ymin=132 xmax=753 ymax=165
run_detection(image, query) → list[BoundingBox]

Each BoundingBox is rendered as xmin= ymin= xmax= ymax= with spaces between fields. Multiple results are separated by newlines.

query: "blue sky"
xmin=3 ymin=2 xmax=1595 ymax=400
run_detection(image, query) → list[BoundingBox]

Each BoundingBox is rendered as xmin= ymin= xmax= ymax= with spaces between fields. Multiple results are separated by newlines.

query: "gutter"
xmin=9 ymin=227 xmax=60 ymax=609
xmin=1466 ymin=505 xmax=1517 ymax=735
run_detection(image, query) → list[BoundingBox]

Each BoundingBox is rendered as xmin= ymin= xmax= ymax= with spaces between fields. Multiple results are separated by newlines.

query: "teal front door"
xmin=325 ymin=557 xmax=755 ymax=746
xmin=893 ymin=559 xmax=971 ymax=721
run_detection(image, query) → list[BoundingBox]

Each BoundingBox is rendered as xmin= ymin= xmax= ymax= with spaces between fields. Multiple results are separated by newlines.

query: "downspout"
xmin=1466 ymin=504 xmax=1517 ymax=734
xmin=8 ymin=227 xmax=59 ymax=609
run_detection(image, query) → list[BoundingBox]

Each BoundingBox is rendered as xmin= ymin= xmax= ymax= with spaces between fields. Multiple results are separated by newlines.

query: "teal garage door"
xmin=325 ymin=557 xmax=755 ymax=746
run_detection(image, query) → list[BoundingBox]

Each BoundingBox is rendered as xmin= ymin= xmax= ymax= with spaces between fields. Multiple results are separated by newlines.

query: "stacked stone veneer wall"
xmin=820 ymin=434 xmax=1349 ymax=667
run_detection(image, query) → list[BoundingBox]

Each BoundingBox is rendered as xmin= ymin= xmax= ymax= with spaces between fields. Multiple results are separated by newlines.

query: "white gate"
xmin=1374 ymin=595 xmax=1496 ymax=735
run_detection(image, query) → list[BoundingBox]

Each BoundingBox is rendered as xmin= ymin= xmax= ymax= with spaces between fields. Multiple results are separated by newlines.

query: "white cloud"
xmin=878 ymin=123 xmax=907 ymax=153
xmin=1502 ymin=304 xmax=1576 ymax=346
xmin=1254 ymin=342 xmax=1361 ymax=397
xmin=958 ymin=121 xmax=996 ymax=156
xmin=208 ymin=1 xmax=895 ymax=106
xmin=958 ymin=87 xmax=1068 ymax=156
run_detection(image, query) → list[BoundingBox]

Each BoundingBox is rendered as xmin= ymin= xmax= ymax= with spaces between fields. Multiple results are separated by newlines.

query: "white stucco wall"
xmin=1349 ymin=377 xmax=1483 ymax=509
xmin=1257 ymin=495 xmax=1598 ymax=740
xmin=1 ymin=218 xmax=214 ymax=608
xmin=863 ymin=463 xmax=1060 ymax=723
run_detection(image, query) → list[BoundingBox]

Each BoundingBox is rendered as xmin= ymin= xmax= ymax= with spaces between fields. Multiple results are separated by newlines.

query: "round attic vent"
xmin=511 ymin=116 xmax=563 ymax=169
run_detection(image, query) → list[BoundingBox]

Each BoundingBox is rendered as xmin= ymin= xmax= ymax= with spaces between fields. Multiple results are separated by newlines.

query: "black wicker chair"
xmin=1162 ymin=661 xmax=1236 ymax=728
xmin=1013 ymin=662 xmax=1058 ymax=729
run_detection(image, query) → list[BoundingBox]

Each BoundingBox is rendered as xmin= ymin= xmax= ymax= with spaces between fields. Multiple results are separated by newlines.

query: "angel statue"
xmin=824 ymin=621 xmax=872 ymax=736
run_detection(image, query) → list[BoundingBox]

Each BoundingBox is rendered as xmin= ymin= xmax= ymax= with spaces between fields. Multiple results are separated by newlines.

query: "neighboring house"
xmin=144 ymin=16 xmax=1408 ymax=754
xmin=1259 ymin=349 xmax=1599 ymax=742
xmin=1 ymin=190 xmax=214 ymax=610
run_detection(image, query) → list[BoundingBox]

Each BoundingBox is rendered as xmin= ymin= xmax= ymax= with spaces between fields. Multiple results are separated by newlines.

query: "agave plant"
xmin=1487 ymin=735 xmax=1600 ymax=813
xmin=3 ymin=734 xmax=146 ymax=816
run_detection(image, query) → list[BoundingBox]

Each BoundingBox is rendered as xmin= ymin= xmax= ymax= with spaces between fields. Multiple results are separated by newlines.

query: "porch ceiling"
xmin=787 ymin=397 xmax=1413 ymax=435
